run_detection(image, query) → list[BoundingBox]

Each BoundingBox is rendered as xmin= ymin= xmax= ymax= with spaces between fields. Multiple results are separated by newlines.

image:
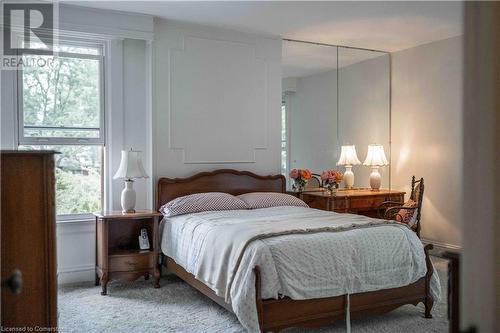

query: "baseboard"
xmin=58 ymin=264 xmax=95 ymax=285
xmin=421 ymin=237 xmax=461 ymax=256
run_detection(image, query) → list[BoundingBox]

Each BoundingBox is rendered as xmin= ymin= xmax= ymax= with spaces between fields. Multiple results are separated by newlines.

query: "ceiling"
xmin=66 ymin=1 xmax=463 ymax=53
xmin=282 ymin=40 xmax=388 ymax=78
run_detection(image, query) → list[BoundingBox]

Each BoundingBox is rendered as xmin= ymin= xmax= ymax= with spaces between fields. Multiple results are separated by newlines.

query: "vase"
xmin=325 ymin=182 xmax=339 ymax=194
xmin=292 ymin=180 xmax=307 ymax=192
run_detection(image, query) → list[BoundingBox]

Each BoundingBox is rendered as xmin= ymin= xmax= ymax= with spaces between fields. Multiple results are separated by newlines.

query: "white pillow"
xmin=160 ymin=192 xmax=249 ymax=217
xmin=237 ymin=192 xmax=308 ymax=209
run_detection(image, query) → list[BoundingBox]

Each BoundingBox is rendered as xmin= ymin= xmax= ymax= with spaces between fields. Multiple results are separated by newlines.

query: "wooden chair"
xmin=304 ymin=173 xmax=322 ymax=189
xmin=378 ymin=176 xmax=424 ymax=237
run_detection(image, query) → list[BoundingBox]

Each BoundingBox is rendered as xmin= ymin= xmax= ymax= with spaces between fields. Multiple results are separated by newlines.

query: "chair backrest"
xmin=410 ymin=176 xmax=425 ymax=236
xmin=305 ymin=174 xmax=322 ymax=189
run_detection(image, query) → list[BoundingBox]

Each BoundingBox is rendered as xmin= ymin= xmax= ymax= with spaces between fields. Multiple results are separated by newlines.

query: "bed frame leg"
xmin=254 ymin=266 xmax=265 ymax=332
xmin=424 ymin=298 xmax=434 ymax=319
xmin=423 ymin=244 xmax=434 ymax=318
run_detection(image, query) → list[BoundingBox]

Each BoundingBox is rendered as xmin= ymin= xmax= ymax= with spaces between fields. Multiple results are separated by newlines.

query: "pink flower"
xmin=289 ymin=169 xmax=299 ymax=179
xmin=321 ymin=169 xmax=343 ymax=183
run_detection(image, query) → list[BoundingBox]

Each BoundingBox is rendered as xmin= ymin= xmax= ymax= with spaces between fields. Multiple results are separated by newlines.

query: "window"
xmin=18 ymin=40 xmax=105 ymax=218
xmin=281 ymin=100 xmax=288 ymax=176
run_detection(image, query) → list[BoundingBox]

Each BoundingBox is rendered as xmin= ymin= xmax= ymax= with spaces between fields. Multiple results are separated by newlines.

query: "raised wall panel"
xmin=154 ymin=20 xmax=281 ymax=179
xmin=169 ymin=36 xmax=268 ymax=163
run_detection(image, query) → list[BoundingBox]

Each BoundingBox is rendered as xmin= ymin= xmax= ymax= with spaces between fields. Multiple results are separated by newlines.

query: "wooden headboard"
xmin=156 ymin=169 xmax=286 ymax=210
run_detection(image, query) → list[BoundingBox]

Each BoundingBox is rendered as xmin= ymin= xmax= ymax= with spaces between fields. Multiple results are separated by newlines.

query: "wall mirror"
xmin=281 ymin=39 xmax=390 ymax=189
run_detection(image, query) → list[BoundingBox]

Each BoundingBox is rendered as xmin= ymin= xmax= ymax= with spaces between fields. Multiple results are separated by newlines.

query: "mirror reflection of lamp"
xmin=113 ymin=149 xmax=149 ymax=213
xmin=336 ymin=145 xmax=361 ymax=189
xmin=363 ymin=144 xmax=389 ymax=191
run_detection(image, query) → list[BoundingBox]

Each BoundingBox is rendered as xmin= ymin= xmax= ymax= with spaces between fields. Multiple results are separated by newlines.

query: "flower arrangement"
xmin=289 ymin=168 xmax=312 ymax=192
xmin=321 ymin=169 xmax=343 ymax=193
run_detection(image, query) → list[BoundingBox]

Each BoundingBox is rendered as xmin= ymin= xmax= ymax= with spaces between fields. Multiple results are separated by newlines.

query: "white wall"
xmin=119 ymin=39 xmax=153 ymax=211
xmin=391 ymin=36 xmax=463 ymax=248
xmin=153 ymin=20 xmax=282 ymax=185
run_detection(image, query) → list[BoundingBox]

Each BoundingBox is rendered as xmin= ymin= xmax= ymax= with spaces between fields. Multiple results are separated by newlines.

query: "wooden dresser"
xmin=300 ymin=189 xmax=405 ymax=218
xmin=1 ymin=151 xmax=57 ymax=329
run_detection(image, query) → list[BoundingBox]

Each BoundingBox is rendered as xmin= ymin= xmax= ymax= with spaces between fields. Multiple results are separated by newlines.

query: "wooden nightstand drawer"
xmin=109 ymin=253 xmax=154 ymax=272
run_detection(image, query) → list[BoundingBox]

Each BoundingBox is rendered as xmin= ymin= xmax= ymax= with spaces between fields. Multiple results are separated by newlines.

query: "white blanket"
xmin=161 ymin=206 xmax=441 ymax=332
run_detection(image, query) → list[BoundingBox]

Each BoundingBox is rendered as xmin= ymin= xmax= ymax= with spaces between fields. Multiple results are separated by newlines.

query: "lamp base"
xmin=343 ymin=165 xmax=355 ymax=189
xmin=369 ymin=167 xmax=382 ymax=191
xmin=121 ymin=180 xmax=137 ymax=214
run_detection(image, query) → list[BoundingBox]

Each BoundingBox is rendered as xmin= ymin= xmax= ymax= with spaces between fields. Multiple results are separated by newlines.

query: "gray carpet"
xmin=58 ymin=257 xmax=448 ymax=333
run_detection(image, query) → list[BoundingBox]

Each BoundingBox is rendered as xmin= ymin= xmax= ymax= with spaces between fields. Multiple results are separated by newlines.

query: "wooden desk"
xmin=300 ymin=189 xmax=405 ymax=218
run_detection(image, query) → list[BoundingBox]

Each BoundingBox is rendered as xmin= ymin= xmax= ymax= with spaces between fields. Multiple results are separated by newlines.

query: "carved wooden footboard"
xmin=253 ymin=244 xmax=435 ymax=332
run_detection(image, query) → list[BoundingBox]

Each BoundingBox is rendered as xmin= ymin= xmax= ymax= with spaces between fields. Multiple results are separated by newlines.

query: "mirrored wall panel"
xmin=338 ymin=47 xmax=390 ymax=189
xmin=282 ymin=40 xmax=390 ymax=189
xmin=281 ymin=41 xmax=338 ymax=180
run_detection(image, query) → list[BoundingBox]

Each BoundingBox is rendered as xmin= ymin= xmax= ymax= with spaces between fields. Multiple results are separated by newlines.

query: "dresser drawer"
xmin=349 ymin=196 xmax=386 ymax=210
xmin=109 ymin=253 xmax=154 ymax=272
xmin=331 ymin=198 xmax=347 ymax=210
xmin=302 ymin=195 xmax=328 ymax=210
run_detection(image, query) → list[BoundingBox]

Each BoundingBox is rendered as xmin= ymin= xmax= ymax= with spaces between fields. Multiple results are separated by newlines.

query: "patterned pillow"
xmin=160 ymin=192 xmax=249 ymax=217
xmin=395 ymin=199 xmax=418 ymax=226
xmin=237 ymin=192 xmax=308 ymax=209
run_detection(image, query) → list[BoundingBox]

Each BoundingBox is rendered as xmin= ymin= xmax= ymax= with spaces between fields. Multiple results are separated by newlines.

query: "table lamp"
xmin=363 ymin=144 xmax=388 ymax=191
xmin=113 ymin=149 xmax=149 ymax=213
xmin=336 ymin=145 xmax=361 ymax=189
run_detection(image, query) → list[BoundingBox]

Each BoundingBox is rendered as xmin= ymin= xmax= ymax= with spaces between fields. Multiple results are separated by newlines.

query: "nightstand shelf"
xmin=94 ymin=210 xmax=162 ymax=295
xmin=108 ymin=249 xmax=153 ymax=256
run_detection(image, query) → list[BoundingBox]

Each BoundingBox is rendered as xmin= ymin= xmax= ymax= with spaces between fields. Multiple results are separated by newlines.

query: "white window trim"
xmin=16 ymin=37 xmax=107 ymax=220
xmin=57 ymin=213 xmax=95 ymax=222
xmin=17 ymin=38 xmax=106 ymax=146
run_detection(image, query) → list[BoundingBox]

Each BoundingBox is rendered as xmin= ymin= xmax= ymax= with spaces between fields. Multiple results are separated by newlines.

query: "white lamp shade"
xmin=363 ymin=144 xmax=389 ymax=166
xmin=113 ymin=150 xmax=149 ymax=180
xmin=337 ymin=145 xmax=361 ymax=166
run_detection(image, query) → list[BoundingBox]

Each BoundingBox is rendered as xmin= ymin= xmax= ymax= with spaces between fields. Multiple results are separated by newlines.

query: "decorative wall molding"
xmin=167 ymin=34 xmax=269 ymax=164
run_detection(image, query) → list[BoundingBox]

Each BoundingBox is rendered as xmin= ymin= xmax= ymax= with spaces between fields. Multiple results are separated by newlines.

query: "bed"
xmin=157 ymin=169 xmax=439 ymax=332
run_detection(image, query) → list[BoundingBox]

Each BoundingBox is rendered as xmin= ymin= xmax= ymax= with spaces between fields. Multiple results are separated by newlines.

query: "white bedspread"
xmin=161 ymin=206 xmax=441 ymax=332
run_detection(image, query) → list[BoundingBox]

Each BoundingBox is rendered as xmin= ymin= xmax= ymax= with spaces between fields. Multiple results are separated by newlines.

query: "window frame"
xmin=16 ymin=38 xmax=106 ymax=146
xmin=16 ymin=38 xmax=107 ymax=221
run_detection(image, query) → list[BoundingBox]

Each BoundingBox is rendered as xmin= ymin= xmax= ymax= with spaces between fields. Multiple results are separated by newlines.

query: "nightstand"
xmin=93 ymin=210 xmax=162 ymax=295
